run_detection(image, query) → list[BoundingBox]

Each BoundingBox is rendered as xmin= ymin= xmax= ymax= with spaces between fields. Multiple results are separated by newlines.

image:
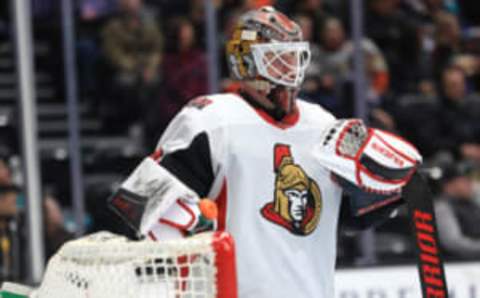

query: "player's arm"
xmin=339 ymin=193 xmax=403 ymax=232
xmin=315 ymin=119 xmax=422 ymax=228
xmin=109 ymin=99 xmax=222 ymax=240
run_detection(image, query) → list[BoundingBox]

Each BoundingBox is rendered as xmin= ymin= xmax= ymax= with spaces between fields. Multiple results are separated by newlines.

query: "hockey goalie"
xmin=109 ymin=6 xmax=424 ymax=298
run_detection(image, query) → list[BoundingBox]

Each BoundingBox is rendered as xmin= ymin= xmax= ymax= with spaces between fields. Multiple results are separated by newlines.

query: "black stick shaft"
xmin=403 ymin=172 xmax=449 ymax=298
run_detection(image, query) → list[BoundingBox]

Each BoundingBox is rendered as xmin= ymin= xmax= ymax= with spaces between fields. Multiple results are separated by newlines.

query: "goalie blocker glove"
xmin=314 ymin=119 xmax=422 ymax=216
xmin=108 ymin=156 xmax=217 ymax=240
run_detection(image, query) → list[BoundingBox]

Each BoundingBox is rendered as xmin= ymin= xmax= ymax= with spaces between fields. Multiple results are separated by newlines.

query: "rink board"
xmin=335 ymin=262 xmax=480 ymax=298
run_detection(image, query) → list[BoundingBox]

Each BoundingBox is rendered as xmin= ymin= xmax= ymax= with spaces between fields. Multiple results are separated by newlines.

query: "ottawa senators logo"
xmin=260 ymin=144 xmax=323 ymax=236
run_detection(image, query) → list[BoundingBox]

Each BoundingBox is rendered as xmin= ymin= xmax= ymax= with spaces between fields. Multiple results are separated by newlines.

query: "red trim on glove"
xmin=354 ymin=128 xmax=374 ymax=187
xmin=159 ymin=199 xmax=196 ymax=231
xmin=375 ymin=130 xmax=417 ymax=164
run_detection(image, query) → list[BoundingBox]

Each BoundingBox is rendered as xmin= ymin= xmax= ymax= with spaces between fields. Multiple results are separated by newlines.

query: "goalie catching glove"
xmin=108 ymin=156 xmax=217 ymax=240
xmin=315 ymin=119 xmax=422 ymax=216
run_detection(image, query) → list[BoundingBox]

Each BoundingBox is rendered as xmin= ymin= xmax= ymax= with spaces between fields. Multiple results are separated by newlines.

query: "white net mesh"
xmin=31 ymin=232 xmax=228 ymax=298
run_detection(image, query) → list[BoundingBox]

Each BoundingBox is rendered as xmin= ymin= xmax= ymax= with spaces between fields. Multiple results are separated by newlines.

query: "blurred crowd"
xmin=1 ymin=0 xmax=480 ymax=281
xmin=74 ymin=0 xmax=480 ymax=161
xmin=0 ymin=151 xmax=74 ymax=280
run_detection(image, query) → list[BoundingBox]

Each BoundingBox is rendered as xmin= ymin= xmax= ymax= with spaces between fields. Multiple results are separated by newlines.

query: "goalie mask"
xmin=226 ymin=6 xmax=311 ymax=119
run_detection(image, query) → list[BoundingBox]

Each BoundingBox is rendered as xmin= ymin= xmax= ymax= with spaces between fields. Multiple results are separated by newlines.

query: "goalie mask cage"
xmin=30 ymin=231 xmax=237 ymax=298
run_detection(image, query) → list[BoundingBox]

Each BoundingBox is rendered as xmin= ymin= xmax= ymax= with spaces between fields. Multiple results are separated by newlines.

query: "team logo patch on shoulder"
xmin=261 ymin=144 xmax=323 ymax=236
xmin=187 ymin=96 xmax=213 ymax=109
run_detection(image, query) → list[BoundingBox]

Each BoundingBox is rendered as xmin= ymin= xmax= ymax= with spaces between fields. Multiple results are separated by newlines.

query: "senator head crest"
xmin=261 ymin=144 xmax=322 ymax=236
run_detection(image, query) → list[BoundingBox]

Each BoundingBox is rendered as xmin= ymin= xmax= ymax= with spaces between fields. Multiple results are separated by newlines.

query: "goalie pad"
xmin=108 ymin=156 xmax=200 ymax=236
xmin=315 ymin=119 xmax=422 ymax=215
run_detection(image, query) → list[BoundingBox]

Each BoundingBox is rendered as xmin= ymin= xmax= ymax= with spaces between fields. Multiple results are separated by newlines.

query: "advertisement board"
xmin=335 ymin=262 xmax=480 ymax=298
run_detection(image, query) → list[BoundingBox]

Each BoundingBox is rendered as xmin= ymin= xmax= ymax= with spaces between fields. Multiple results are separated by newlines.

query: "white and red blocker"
xmin=117 ymin=156 xmax=204 ymax=239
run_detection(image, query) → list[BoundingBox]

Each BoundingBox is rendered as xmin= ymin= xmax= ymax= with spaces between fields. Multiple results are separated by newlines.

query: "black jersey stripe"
xmin=160 ymin=132 xmax=215 ymax=197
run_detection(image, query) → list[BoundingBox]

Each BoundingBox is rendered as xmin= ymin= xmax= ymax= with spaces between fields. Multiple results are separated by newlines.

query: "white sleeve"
xmin=156 ymin=106 xmax=207 ymax=153
xmin=155 ymin=102 xmax=226 ymax=181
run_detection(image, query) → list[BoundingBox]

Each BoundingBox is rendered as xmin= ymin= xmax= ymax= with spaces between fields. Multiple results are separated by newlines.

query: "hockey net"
xmin=28 ymin=231 xmax=237 ymax=298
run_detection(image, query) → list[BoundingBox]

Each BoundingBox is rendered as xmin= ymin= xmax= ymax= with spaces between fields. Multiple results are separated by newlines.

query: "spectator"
xmin=0 ymin=187 xmax=17 ymax=219
xmin=437 ymin=67 xmax=480 ymax=162
xmin=77 ymin=0 xmax=118 ymax=96
xmin=431 ymin=12 xmax=463 ymax=82
xmin=44 ymin=196 xmax=74 ymax=258
xmin=435 ymin=161 xmax=480 ymax=259
xmin=0 ymin=172 xmax=17 ymax=219
xmin=294 ymin=14 xmax=338 ymax=112
xmin=366 ymin=0 xmax=420 ymax=93
xmin=162 ymin=17 xmax=207 ymax=103
xmin=428 ymin=12 xmax=480 ymax=88
xmin=292 ymin=0 xmax=331 ymax=44
xmin=188 ymin=0 xmax=207 ymax=48
xmin=401 ymin=0 xmax=446 ymax=20
xmin=146 ymin=17 xmax=208 ymax=145
xmin=0 ymin=155 xmax=73 ymax=266
xmin=0 ymin=158 xmax=13 ymax=187
xmin=401 ymin=0 xmax=443 ymax=91
xmin=79 ymin=0 xmax=117 ymax=21
xmin=101 ymin=0 xmax=163 ymax=129
xmin=0 ymin=156 xmax=19 ymax=219
xmin=0 ymin=156 xmax=20 ymax=280
xmin=188 ymin=0 xmax=225 ymax=48
xmin=393 ymin=91 xmax=441 ymax=158
xmin=309 ymin=17 xmax=390 ymax=118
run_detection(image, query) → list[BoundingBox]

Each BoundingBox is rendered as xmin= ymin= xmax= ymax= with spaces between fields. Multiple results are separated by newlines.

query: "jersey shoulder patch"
xmin=186 ymin=93 xmax=251 ymax=121
xmin=187 ymin=96 xmax=213 ymax=109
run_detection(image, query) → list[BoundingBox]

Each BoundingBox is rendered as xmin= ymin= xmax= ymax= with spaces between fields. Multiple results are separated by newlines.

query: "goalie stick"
xmin=315 ymin=119 xmax=448 ymax=296
xmin=403 ymin=172 xmax=449 ymax=298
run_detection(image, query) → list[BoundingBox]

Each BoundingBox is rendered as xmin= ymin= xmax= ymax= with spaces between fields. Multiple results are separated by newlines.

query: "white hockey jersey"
xmin=156 ymin=93 xmax=343 ymax=298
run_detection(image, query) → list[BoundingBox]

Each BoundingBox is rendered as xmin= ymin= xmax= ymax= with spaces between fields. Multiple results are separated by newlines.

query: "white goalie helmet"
xmin=226 ymin=6 xmax=311 ymax=90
